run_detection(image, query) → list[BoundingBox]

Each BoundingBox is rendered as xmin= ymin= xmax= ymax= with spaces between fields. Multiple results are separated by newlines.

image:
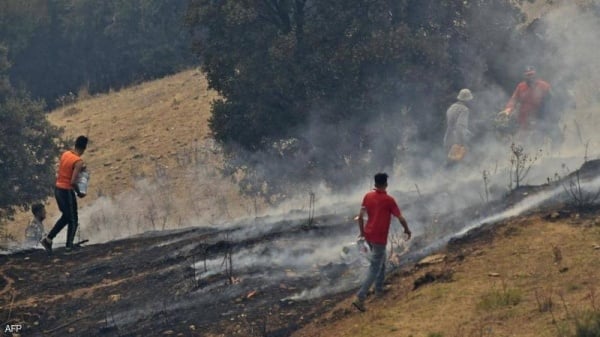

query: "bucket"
xmin=77 ymin=170 xmax=90 ymax=194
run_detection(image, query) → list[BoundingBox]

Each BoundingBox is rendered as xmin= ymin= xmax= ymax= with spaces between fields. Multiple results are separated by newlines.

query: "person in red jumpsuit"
xmin=500 ymin=66 xmax=552 ymax=147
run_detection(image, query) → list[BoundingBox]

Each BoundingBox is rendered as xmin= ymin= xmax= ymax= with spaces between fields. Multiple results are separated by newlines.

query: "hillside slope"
xmin=293 ymin=211 xmax=600 ymax=337
xmin=6 ymin=69 xmax=260 ymax=243
xmin=48 ymin=68 xmax=216 ymax=197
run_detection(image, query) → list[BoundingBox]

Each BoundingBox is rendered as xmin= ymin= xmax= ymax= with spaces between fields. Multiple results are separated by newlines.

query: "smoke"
xmin=73 ymin=3 xmax=600 ymax=239
xmin=398 ymin=2 xmax=600 ymax=192
xmin=195 ymin=237 xmax=351 ymax=273
xmin=191 ymin=229 xmax=368 ymax=301
xmin=74 ymin=140 xmax=264 ymax=244
xmin=541 ymin=3 xmax=600 ymax=152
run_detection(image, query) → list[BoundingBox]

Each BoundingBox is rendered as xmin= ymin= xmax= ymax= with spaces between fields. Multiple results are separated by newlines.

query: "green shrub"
xmin=575 ymin=311 xmax=600 ymax=337
xmin=478 ymin=287 xmax=522 ymax=310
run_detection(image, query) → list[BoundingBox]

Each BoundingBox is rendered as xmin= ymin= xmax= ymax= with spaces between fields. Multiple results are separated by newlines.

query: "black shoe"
xmin=64 ymin=246 xmax=73 ymax=255
xmin=352 ymin=298 xmax=366 ymax=312
xmin=40 ymin=237 xmax=53 ymax=255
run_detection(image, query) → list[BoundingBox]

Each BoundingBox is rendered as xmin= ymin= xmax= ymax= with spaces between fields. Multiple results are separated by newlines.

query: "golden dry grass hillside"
xmin=49 ymin=69 xmax=215 ymax=195
xmin=7 ymin=69 xmax=260 ymax=241
xmin=293 ymin=213 xmax=600 ymax=337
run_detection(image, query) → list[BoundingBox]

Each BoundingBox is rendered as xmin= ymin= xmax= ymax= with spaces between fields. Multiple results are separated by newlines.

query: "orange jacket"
xmin=55 ymin=150 xmax=82 ymax=189
xmin=505 ymin=79 xmax=551 ymax=129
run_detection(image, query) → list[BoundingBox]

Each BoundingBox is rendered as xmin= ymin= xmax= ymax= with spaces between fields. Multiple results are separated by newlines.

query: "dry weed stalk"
xmin=553 ymin=245 xmax=563 ymax=265
xmin=562 ymin=171 xmax=600 ymax=210
xmin=559 ymin=291 xmax=572 ymax=319
xmin=508 ymin=143 xmax=539 ymax=189
xmin=220 ymin=233 xmax=235 ymax=285
xmin=304 ymin=191 xmax=316 ymax=229
xmin=534 ymin=288 xmax=554 ymax=313
xmin=588 ymin=283 xmax=598 ymax=312
xmin=482 ymin=170 xmax=490 ymax=203
xmin=553 ymin=292 xmax=573 ymax=337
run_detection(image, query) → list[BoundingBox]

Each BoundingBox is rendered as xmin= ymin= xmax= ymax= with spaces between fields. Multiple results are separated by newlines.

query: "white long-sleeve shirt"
xmin=443 ymin=101 xmax=471 ymax=150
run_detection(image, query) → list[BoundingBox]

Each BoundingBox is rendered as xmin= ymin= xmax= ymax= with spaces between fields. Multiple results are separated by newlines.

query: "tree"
xmin=0 ymin=44 xmax=62 ymax=230
xmin=1 ymin=0 xmax=195 ymax=109
xmin=187 ymin=0 xmax=527 ymax=197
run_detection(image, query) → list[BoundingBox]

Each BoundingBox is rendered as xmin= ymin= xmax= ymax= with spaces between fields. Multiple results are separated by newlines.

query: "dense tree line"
xmin=0 ymin=0 xmax=196 ymax=109
xmin=0 ymin=45 xmax=62 ymax=229
xmin=187 ymin=0 xmax=540 ymax=197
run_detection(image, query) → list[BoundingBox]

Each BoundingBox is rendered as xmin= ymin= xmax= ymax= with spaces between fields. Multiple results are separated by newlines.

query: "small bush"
xmin=428 ymin=333 xmax=444 ymax=337
xmin=535 ymin=289 xmax=554 ymax=313
xmin=575 ymin=311 xmax=600 ymax=337
xmin=478 ymin=287 xmax=522 ymax=310
xmin=509 ymin=143 xmax=540 ymax=189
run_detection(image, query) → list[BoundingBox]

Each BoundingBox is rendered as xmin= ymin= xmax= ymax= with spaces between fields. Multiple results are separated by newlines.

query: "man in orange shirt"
xmin=41 ymin=136 xmax=88 ymax=254
xmin=500 ymin=66 xmax=552 ymax=146
xmin=352 ymin=173 xmax=411 ymax=312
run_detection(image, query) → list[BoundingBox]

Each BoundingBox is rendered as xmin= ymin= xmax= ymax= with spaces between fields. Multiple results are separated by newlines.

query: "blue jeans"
xmin=357 ymin=242 xmax=386 ymax=301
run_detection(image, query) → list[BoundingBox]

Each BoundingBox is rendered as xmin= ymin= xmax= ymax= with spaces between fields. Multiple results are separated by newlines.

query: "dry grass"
xmin=292 ymin=217 xmax=600 ymax=337
xmin=48 ymin=68 xmax=216 ymax=196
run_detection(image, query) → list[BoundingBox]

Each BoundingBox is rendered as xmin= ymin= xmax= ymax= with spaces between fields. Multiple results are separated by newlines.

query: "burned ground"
xmin=1 ymin=213 xmax=365 ymax=337
xmin=2 ymin=160 xmax=600 ymax=337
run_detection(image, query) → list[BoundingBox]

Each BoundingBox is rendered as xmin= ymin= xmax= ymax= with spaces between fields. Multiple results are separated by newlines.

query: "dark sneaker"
xmin=352 ymin=299 xmax=366 ymax=312
xmin=40 ymin=237 xmax=53 ymax=255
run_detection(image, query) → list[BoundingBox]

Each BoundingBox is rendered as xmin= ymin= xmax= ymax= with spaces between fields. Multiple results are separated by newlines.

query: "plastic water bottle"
xmin=77 ymin=170 xmax=90 ymax=194
xmin=357 ymin=238 xmax=370 ymax=255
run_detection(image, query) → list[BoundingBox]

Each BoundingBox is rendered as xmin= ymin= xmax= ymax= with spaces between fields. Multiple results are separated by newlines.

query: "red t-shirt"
xmin=361 ymin=189 xmax=402 ymax=245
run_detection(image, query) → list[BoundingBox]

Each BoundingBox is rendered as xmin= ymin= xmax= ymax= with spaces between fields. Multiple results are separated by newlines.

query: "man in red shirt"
xmin=501 ymin=66 xmax=552 ymax=146
xmin=352 ymin=173 xmax=411 ymax=312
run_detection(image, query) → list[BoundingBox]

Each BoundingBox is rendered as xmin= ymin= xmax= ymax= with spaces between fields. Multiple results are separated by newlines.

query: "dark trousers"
xmin=48 ymin=187 xmax=78 ymax=247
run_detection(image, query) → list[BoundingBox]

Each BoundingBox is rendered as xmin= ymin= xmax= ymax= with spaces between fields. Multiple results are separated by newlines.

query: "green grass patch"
xmin=478 ymin=287 xmax=522 ymax=310
xmin=574 ymin=310 xmax=600 ymax=337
